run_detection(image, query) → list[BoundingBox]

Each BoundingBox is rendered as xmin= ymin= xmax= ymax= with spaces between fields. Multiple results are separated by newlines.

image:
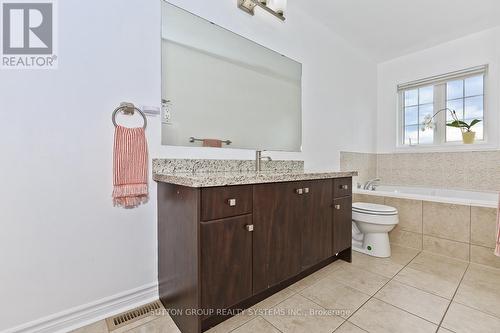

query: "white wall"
xmin=0 ymin=0 xmax=377 ymax=330
xmin=377 ymin=27 xmax=500 ymax=153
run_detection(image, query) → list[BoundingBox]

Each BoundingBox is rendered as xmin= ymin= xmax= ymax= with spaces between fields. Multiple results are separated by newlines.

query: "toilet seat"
xmin=352 ymin=202 xmax=399 ymax=226
xmin=352 ymin=202 xmax=398 ymax=216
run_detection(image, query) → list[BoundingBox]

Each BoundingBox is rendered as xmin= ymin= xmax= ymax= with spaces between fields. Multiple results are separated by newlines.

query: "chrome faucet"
xmin=255 ymin=150 xmax=272 ymax=172
xmin=363 ymin=178 xmax=381 ymax=190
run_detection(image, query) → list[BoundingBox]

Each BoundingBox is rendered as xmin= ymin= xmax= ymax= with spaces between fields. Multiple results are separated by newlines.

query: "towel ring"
xmin=112 ymin=103 xmax=147 ymax=129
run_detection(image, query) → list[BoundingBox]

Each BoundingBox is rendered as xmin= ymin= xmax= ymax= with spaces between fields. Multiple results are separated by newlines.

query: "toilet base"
xmin=352 ymin=232 xmax=392 ymax=258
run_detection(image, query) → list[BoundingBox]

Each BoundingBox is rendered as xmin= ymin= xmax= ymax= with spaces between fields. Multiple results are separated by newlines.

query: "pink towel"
xmin=202 ymin=139 xmax=222 ymax=148
xmin=112 ymin=125 xmax=148 ymax=208
xmin=496 ymin=193 xmax=500 ymax=256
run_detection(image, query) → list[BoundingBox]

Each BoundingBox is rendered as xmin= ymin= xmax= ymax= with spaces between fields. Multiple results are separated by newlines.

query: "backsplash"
xmin=152 ymin=159 xmax=304 ymax=174
xmin=341 ymin=151 xmax=500 ymax=192
xmin=339 ymin=152 xmax=377 ymax=187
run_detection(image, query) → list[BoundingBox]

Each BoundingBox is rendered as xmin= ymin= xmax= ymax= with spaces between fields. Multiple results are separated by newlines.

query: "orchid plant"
xmin=421 ymin=108 xmax=481 ymax=134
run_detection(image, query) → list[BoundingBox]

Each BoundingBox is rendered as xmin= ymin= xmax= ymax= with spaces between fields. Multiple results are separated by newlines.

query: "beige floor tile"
xmin=319 ymin=258 xmax=351 ymax=273
xmin=251 ymin=287 xmax=296 ymax=312
xmin=437 ymin=328 xmax=454 ymax=333
xmin=231 ymin=317 xmax=280 ymax=333
xmin=389 ymin=228 xmax=423 ymax=250
xmin=454 ymin=264 xmax=500 ymax=318
xmin=299 ymin=276 xmax=370 ymax=319
xmin=349 ymin=299 xmax=437 ymax=333
xmin=394 ymin=252 xmax=468 ymax=298
xmin=389 ymin=245 xmax=420 ymax=265
xmin=288 ymin=261 xmax=344 ymax=293
xmin=263 ymin=294 xmax=344 ymax=333
xmin=205 ymin=311 xmax=254 ymax=333
xmin=442 ymin=302 xmax=500 ymax=333
xmin=408 ymin=252 xmax=469 ymax=280
xmin=422 ymin=236 xmax=470 ymax=261
xmin=374 ymin=280 xmax=450 ymax=324
xmin=350 ymin=245 xmax=418 ymax=278
xmin=334 ymin=321 xmax=368 ymax=333
xmin=394 ymin=266 xmax=459 ymax=299
xmin=124 ymin=316 xmax=180 ymax=333
xmin=350 ymin=251 xmax=404 ymax=278
xmin=70 ymin=320 xmax=108 ymax=333
xmin=329 ymin=265 xmax=390 ymax=295
xmin=205 ymin=288 xmax=296 ymax=332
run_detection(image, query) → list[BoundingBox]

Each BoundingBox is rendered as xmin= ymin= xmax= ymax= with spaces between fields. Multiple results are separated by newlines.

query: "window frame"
xmin=396 ymin=66 xmax=489 ymax=151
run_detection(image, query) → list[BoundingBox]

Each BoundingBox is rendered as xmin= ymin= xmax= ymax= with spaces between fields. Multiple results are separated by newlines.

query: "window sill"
xmin=394 ymin=141 xmax=498 ymax=153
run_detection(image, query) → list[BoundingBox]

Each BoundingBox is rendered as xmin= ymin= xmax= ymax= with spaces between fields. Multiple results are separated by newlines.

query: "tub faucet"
xmin=363 ymin=178 xmax=380 ymax=190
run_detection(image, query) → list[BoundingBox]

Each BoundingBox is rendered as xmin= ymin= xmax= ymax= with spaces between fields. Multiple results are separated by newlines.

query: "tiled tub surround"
xmin=341 ymin=150 xmax=500 ymax=192
xmin=353 ymin=192 xmax=500 ymax=269
xmin=338 ymin=152 xmax=377 ymax=186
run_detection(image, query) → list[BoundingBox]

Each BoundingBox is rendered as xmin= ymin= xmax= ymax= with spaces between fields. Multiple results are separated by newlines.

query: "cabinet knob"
xmin=334 ymin=204 xmax=341 ymax=210
xmin=303 ymin=187 xmax=309 ymax=194
xmin=227 ymin=198 xmax=237 ymax=206
xmin=340 ymin=185 xmax=349 ymax=190
xmin=245 ymin=224 xmax=254 ymax=232
xmin=295 ymin=188 xmax=303 ymax=195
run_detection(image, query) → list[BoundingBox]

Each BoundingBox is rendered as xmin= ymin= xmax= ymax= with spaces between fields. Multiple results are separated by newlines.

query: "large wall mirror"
xmin=161 ymin=1 xmax=302 ymax=151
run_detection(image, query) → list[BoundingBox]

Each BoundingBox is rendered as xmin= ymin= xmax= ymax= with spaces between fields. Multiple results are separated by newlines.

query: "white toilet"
xmin=351 ymin=202 xmax=399 ymax=258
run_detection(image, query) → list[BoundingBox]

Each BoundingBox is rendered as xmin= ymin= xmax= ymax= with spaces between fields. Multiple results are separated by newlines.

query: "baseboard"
xmin=5 ymin=282 xmax=159 ymax=333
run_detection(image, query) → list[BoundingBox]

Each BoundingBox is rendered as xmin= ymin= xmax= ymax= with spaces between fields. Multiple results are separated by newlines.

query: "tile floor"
xmin=73 ymin=245 xmax=500 ymax=333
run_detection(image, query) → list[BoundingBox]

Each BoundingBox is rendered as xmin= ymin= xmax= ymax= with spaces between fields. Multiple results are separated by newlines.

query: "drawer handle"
xmin=245 ymin=224 xmax=254 ymax=232
xmin=303 ymin=187 xmax=309 ymax=194
xmin=340 ymin=184 xmax=349 ymax=190
xmin=227 ymin=198 xmax=237 ymax=206
xmin=334 ymin=204 xmax=341 ymax=210
xmin=296 ymin=188 xmax=303 ymax=195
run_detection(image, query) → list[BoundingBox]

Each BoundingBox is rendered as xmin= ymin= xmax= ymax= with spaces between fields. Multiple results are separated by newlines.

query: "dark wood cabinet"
xmin=158 ymin=176 xmax=352 ymax=333
xmin=253 ymin=181 xmax=303 ymax=293
xmin=333 ymin=196 xmax=353 ymax=254
xmin=334 ymin=177 xmax=352 ymax=198
xmin=201 ymin=215 xmax=253 ymax=318
xmin=301 ymin=180 xmax=333 ymax=269
xmin=201 ymin=185 xmax=252 ymax=221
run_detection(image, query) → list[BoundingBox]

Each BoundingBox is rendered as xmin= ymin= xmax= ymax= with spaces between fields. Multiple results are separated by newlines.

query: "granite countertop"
xmin=153 ymin=170 xmax=358 ymax=188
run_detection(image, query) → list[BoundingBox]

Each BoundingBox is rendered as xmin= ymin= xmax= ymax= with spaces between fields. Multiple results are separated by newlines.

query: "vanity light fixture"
xmin=237 ymin=0 xmax=286 ymax=21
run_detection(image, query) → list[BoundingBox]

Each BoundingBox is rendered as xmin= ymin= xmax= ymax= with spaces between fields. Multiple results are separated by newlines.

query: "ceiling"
xmin=296 ymin=0 xmax=500 ymax=62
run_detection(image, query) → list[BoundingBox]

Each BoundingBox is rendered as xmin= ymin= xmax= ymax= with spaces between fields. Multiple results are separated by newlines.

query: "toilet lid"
xmin=352 ymin=202 xmax=398 ymax=216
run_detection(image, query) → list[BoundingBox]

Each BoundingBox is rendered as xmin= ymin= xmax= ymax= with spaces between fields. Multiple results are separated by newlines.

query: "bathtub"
xmin=355 ymin=185 xmax=499 ymax=208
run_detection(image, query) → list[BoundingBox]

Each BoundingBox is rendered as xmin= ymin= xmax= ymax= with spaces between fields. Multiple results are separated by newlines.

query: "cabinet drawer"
xmin=333 ymin=178 xmax=352 ymax=198
xmin=201 ymin=185 xmax=253 ymax=221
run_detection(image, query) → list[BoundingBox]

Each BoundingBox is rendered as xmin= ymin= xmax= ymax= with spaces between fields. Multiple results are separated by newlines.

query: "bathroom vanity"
xmin=157 ymin=3 xmax=353 ymax=332
xmin=155 ymin=161 xmax=355 ymax=333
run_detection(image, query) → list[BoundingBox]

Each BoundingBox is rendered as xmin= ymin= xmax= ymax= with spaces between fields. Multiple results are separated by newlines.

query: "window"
xmin=399 ymin=66 xmax=486 ymax=147
xmin=403 ymin=86 xmax=434 ymax=145
xmin=446 ymin=76 xmax=484 ymax=142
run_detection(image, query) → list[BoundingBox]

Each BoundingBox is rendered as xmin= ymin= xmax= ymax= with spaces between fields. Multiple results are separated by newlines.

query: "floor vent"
xmin=106 ymin=300 xmax=162 ymax=331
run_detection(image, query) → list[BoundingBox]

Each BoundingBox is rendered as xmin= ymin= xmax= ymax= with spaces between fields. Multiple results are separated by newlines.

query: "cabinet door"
xmin=201 ymin=215 xmax=253 ymax=317
xmin=253 ymin=182 xmax=303 ymax=294
xmin=333 ymin=196 xmax=352 ymax=254
xmin=301 ymin=180 xmax=333 ymax=269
